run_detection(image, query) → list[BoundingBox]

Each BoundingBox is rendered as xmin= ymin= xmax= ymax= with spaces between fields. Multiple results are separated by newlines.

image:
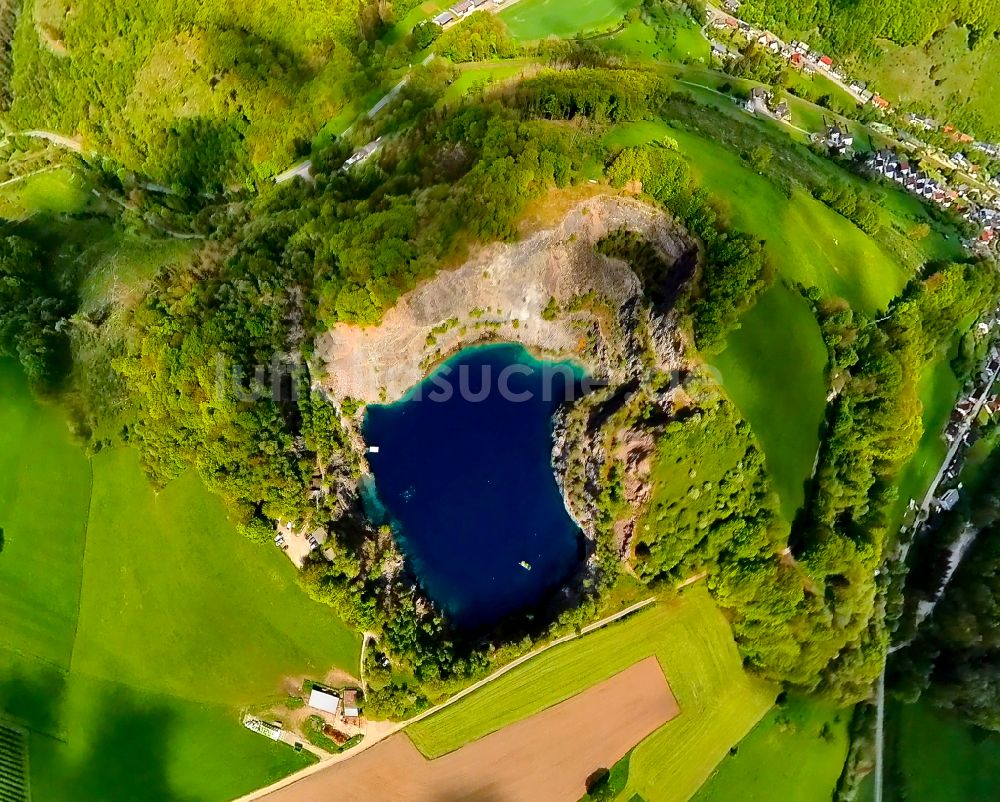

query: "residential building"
xmin=938 ymin=488 xmax=961 ymax=512
xmin=711 ymin=42 xmax=731 ymax=61
xmin=744 ymin=86 xmax=769 ymax=115
xmin=343 ymin=690 xmax=361 ymax=718
xmin=821 ymin=124 xmax=854 ymax=156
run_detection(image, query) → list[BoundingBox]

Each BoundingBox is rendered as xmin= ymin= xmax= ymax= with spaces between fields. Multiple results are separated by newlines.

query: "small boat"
xmin=368 ymin=446 xmax=380 ymax=454
xmin=519 ymin=561 xmax=532 ymax=571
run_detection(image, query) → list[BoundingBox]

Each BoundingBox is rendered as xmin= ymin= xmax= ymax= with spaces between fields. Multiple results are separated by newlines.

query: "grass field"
xmin=0 ymin=360 xmax=362 ymax=802
xmin=439 ymin=59 xmax=534 ymax=105
xmin=691 ymin=696 xmax=850 ymax=802
xmin=76 ymin=233 xmax=196 ymax=316
xmin=879 ymin=699 xmax=1000 ymax=802
xmin=0 ymin=167 xmax=92 ymax=218
xmin=661 ymin=68 xmax=964 ymax=267
xmin=605 ymin=121 xmax=910 ymax=312
xmin=600 ymin=10 xmax=709 ymax=64
xmin=407 ymin=586 xmax=776 ymax=802
xmin=605 ymin=119 xmax=907 ymax=520
xmin=499 ymin=0 xmax=641 ymax=41
xmin=709 ymin=283 xmax=828 ymax=522
xmin=890 ymin=354 xmax=960 ymax=522
xmin=863 ymin=24 xmax=1000 ymax=138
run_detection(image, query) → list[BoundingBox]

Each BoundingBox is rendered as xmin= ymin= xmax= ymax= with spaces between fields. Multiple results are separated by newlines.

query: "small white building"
xmin=939 ymin=488 xmax=961 ymax=512
xmin=308 ymin=687 xmax=341 ymax=715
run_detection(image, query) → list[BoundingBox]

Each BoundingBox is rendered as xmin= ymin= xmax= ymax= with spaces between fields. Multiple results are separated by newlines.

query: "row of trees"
xmin=791 ymin=262 xmax=1000 ymax=700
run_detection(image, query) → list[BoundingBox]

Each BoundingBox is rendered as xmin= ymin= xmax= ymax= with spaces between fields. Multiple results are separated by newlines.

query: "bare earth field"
xmin=316 ymin=195 xmax=692 ymax=403
xmin=260 ymin=656 xmax=678 ymax=802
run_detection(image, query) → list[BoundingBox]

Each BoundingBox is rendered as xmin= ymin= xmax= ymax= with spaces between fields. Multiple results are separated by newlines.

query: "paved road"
xmin=873 ymin=668 xmax=886 ymax=802
xmin=273 ymin=160 xmax=314 ymax=185
xmin=705 ymin=2 xmax=869 ymax=106
xmin=23 ymin=129 xmax=84 ymax=152
xmin=917 ymin=361 xmax=1000 ymax=518
xmin=275 ymin=54 xmax=436 ymax=185
xmin=873 ymin=325 xmax=999 ymax=802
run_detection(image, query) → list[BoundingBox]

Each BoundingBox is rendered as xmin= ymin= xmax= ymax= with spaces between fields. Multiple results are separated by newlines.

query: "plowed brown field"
xmin=262 ymin=655 xmax=677 ymax=802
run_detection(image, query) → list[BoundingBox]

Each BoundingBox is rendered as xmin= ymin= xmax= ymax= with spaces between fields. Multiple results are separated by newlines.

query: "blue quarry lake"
xmin=362 ymin=343 xmax=585 ymax=630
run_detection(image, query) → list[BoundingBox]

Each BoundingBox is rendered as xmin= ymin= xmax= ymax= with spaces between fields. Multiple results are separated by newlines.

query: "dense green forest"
xmin=5 ymin=0 xmax=426 ymax=188
xmin=0 ymin=233 xmax=73 ymax=385
xmin=738 ymin=0 xmax=1000 ymax=56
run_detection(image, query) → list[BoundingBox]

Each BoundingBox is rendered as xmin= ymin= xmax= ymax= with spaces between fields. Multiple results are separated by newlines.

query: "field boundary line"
xmin=0 ymin=164 xmax=61 ymax=189
xmin=65 ymin=457 xmax=95 ymax=679
xmin=405 ymin=595 xmax=658 ymax=730
xmin=231 ymin=596 xmax=657 ymax=802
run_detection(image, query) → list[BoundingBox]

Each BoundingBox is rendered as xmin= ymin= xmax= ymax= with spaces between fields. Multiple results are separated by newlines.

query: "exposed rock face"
xmin=314 ymin=195 xmax=693 ymax=404
xmin=314 ymin=192 xmax=698 ymax=580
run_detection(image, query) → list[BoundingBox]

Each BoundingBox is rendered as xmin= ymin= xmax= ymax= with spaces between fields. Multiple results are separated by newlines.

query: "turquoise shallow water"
xmin=362 ymin=343 xmax=585 ymax=630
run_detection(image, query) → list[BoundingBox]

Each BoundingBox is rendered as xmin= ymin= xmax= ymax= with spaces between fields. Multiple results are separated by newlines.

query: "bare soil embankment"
xmin=315 ymin=195 xmax=693 ymax=404
xmin=257 ymin=655 xmax=677 ymax=802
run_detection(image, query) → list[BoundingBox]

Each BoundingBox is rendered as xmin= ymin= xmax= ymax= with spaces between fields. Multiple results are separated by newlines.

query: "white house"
xmin=308 ymin=687 xmax=341 ymax=715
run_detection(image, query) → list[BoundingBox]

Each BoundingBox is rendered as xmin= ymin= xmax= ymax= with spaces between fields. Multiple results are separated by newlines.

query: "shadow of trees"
xmin=0 ymin=667 xmax=195 ymax=802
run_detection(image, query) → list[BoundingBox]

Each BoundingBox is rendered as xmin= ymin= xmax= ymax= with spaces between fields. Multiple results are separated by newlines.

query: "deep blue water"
xmin=362 ymin=343 xmax=585 ymax=631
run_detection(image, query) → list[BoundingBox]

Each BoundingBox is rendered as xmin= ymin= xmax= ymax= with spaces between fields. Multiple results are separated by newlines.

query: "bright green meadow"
xmin=875 ymin=699 xmax=1000 ymax=802
xmin=0 ymin=361 xmax=361 ymax=802
xmin=499 ymin=0 xmax=641 ymax=41
xmin=691 ymin=696 xmax=850 ymax=802
xmin=605 ymin=119 xmax=909 ymax=521
xmin=407 ymin=586 xmax=776 ymax=802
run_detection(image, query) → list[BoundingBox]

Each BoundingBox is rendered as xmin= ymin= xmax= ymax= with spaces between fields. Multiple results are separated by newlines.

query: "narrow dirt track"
xmin=260 ymin=656 xmax=678 ymax=802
